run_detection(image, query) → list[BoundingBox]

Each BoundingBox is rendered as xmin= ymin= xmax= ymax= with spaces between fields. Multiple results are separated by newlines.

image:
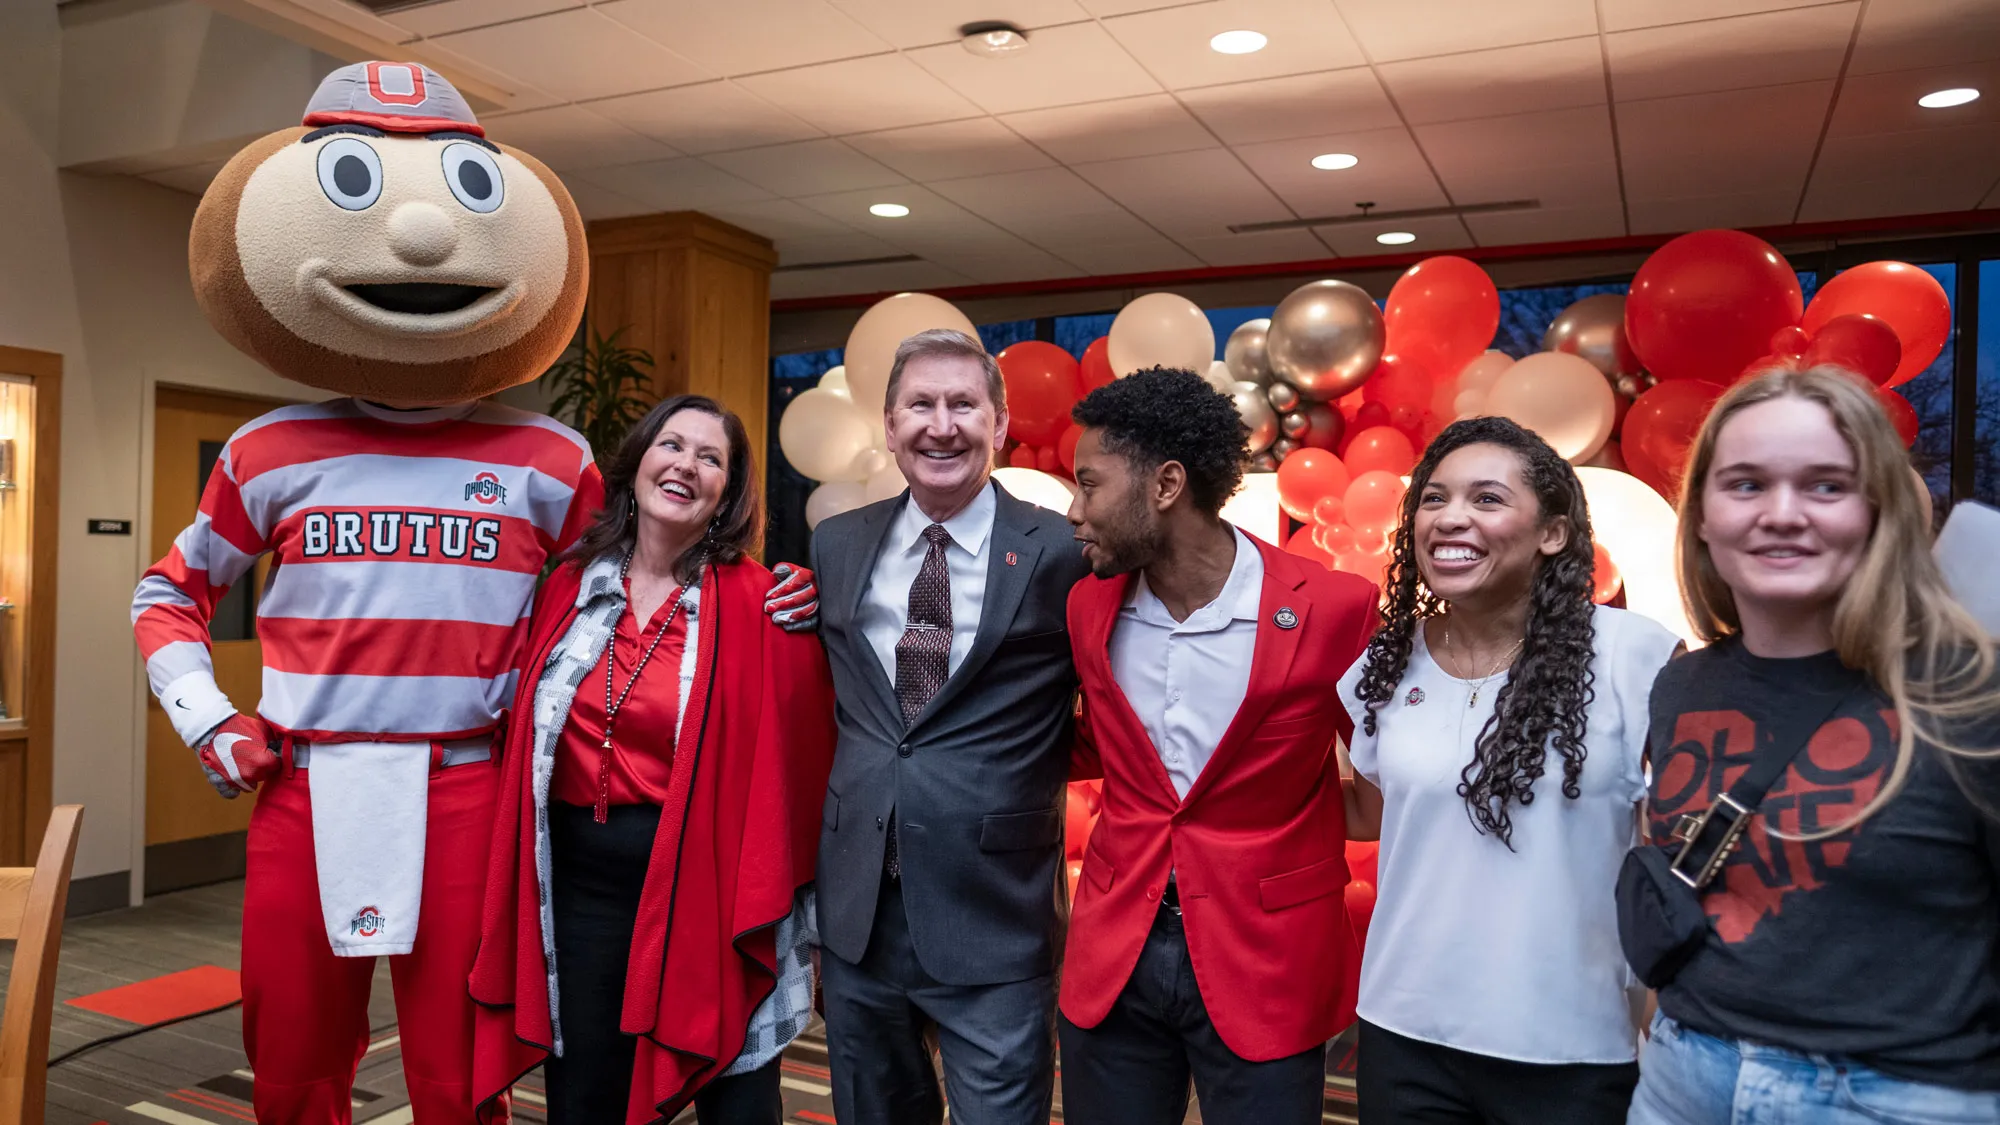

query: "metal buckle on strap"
xmin=1668 ymin=793 xmax=1755 ymax=891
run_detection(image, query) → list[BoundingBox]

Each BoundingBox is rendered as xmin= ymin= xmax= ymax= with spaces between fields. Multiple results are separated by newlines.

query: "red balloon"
xmin=1344 ymin=471 xmax=1408 ymax=535
xmin=1056 ymin=424 xmax=1084 ymax=473
xmin=1080 ymin=336 xmax=1116 ymax=392
xmin=1875 ymin=387 xmax=1918 ymax=448
xmin=1770 ymin=324 xmax=1811 ymax=358
xmin=997 ymin=341 xmax=1083 ymax=447
xmin=1801 ymin=262 xmax=1951 ymax=389
xmin=1035 ymin=444 xmax=1061 ymax=474
xmin=1803 ymin=314 xmax=1901 ymax=386
xmin=1591 ymin=543 xmax=1623 ymax=605
xmin=1383 ymin=257 xmax=1500 ymax=375
xmin=1310 ymin=496 xmax=1344 ymax=527
xmin=1283 ymin=530 xmax=1338 ymax=570
xmin=1315 ymin=521 xmax=1360 ymax=556
xmin=1009 ymin=444 xmax=1039 ymax=469
xmin=1353 ymin=402 xmax=1391 ymax=432
xmin=1388 ymin=404 xmax=1424 ymax=436
xmin=1344 ymin=425 xmax=1418 ymax=478
xmin=1276 ymin=448 xmax=1352 ymax=522
xmin=1334 ymin=545 xmax=1390 ymax=590
xmin=1338 ymin=389 xmax=1366 ymax=423
xmin=1625 ymin=229 xmax=1804 ymax=385
xmin=1363 ymin=353 xmax=1435 ymax=413
xmin=1622 ymin=380 xmax=1725 ymax=500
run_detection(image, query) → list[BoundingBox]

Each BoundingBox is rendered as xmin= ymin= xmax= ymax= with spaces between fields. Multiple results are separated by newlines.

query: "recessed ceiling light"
xmin=1209 ymin=29 xmax=1267 ymax=54
xmin=1311 ymin=153 xmax=1359 ymax=171
xmin=1918 ymin=87 xmax=1979 ymax=108
xmin=961 ymin=22 xmax=1029 ymax=57
xmin=1376 ymin=231 xmax=1416 ymax=246
xmin=869 ymin=203 xmax=910 ymax=218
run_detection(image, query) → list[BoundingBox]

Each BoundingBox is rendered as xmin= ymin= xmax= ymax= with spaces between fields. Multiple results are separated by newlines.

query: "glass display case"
xmin=0 ymin=374 xmax=32 ymax=735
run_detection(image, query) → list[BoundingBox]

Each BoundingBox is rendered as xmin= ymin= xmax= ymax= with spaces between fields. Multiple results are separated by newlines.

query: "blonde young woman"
xmin=1629 ymin=367 xmax=2000 ymax=1124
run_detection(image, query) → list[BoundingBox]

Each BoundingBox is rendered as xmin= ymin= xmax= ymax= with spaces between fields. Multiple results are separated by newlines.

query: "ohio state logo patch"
xmin=365 ymin=61 xmax=428 ymax=107
xmin=1405 ymin=686 xmax=1425 ymax=706
xmin=350 ymin=906 xmax=386 ymax=938
xmin=464 ymin=471 xmax=507 ymax=505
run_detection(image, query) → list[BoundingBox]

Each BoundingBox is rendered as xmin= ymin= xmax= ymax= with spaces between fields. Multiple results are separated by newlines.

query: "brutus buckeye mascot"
xmin=131 ymin=63 xmax=813 ymax=1123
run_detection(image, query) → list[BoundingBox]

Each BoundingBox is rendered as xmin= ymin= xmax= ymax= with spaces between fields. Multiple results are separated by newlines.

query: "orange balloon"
xmin=1283 ymin=530 xmax=1338 ymax=570
xmin=1276 ymin=448 xmax=1352 ymax=522
xmin=1344 ymin=425 xmax=1419 ymax=478
xmin=1344 ymin=470 xmax=1408 ymax=535
xmin=1591 ymin=542 xmax=1624 ymax=604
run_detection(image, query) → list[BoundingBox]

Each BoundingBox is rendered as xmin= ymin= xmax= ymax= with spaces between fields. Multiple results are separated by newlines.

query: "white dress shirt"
xmin=1107 ymin=525 xmax=1263 ymax=799
xmin=859 ymin=482 xmax=997 ymax=689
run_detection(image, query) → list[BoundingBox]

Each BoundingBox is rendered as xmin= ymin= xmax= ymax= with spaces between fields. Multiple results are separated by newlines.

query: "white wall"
xmin=0 ymin=2 xmax=298 ymax=891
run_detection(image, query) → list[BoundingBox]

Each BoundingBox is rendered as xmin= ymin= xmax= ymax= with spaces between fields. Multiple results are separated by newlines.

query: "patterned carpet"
xmin=7 ymin=881 xmax=1358 ymax=1125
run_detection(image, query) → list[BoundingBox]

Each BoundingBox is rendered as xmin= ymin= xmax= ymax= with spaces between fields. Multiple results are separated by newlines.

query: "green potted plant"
xmin=540 ymin=326 xmax=655 ymax=466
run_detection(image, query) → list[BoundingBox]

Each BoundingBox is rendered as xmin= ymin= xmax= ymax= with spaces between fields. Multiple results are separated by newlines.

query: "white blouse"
xmin=1339 ymin=605 xmax=1679 ymax=1064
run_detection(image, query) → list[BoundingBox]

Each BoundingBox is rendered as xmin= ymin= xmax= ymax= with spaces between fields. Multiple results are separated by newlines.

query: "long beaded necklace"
xmin=594 ymin=551 xmax=688 ymax=823
xmin=1444 ymin=623 xmax=1524 ymax=711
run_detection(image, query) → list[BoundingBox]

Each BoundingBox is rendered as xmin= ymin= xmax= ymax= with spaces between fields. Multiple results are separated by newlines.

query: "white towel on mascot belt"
xmin=1936 ymin=500 xmax=1999 ymax=635
xmin=308 ymin=741 xmax=430 ymax=956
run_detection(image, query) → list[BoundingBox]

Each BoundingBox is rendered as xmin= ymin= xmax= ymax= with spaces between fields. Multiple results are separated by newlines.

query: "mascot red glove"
xmin=195 ymin=713 xmax=280 ymax=797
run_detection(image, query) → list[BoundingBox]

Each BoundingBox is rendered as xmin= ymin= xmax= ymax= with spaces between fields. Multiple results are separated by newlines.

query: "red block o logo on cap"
xmin=366 ymin=62 xmax=429 ymax=107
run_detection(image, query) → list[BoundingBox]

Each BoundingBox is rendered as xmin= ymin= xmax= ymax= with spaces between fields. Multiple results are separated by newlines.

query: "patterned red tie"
xmin=888 ymin=524 xmax=953 ymax=880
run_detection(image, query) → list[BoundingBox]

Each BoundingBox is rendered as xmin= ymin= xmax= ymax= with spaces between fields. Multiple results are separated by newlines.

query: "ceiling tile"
xmin=738 ymin=54 xmax=984 ymax=134
xmin=433 ymin=9 xmax=712 ymax=102
xmin=573 ymin=157 xmax=774 ymax=211
xmin=928 ymin=168 xmax=1158 ymax=247
xmin=1617 ymin=82 xmax=1830 ymax=200
xmin=771 ymin=230 xmax=909 ymax=267
xmin=1378 ymin=37 xmax=1605 ymax=125
xmin=1607 ymin=4 xmax=1857 ymax=103
xmin=1414 ymin=104 xmax=1615 ymax=184
xmin=1103 ymin=0 xmax=1367 ymax=91
xmin=412 ymin=43 xmax=563 ymax=112
xmin=771 ymin=260 xmax=972 ymax=301
xmin=1825 ymin=61 xmax=2000 ymax=136
xmin=1331 ymin=0 xmax=1598 ymax=63
xmin=1179 ymin=228 xmax=1332 ymax=267
xmin=1435 ymin=159 xmax=1623 ymax=211
xmin=1799 ymin=174 xmax=1992 ymax=222
xmin=907 ymin=21 xmax=1159 ymax=114
xmin=1073 ymin=148 xmax=1293 ymax=239
xmin=1076 ymin=0 xmax=1211 ymax=14
xmin=1178 ymin=68 xmax=1398 ymax=145
xmin=384 ymin=0 xmax=580 ymax=39
xmin=1053 ymin=238 xmax=1205 ymax=275
xmin=792 ymin=185 xmax=1026 ymax=258
xmin=703 ymin=138 xmax=906 ymax=196
xmin=562 ymin=178 xmax=656 ymax=220
xmin=1599 ymin=0 xmax=1834 ymax=33
xmin=922 ymin=243 xmax=1084 ymax=284
xmin=1312 ymin=214 xmax=1472 ymax=257
xmin=826 ymin=0 xmax=1092 ymax=49
xmin=1626 ymin=191 xmax=1798 ymax=234
xmin=591 ymin=82 xmax=823 ymax=154
xmin=1462 ymin=202 xmax=1627 ymax=244
xmin=1000 ymin=95 xmax=1219 ymax=163
xmin=597 ymin=0 xmax=890 ymax=77
xmin=483 ymin=104 xmax=679 ymax=170
xmin=1811 ymin=122 xmax=2000 ymax=185
xmin=1849 ymin=0 xmax=2000 ymax=75
xmin=702 ymin=199 xmax=871 ymax=242
xmin=1231 ymin=127 xmax=1449 ymax=215
xmin=1983 ymin=181 xmax=2000 ymax=208
xmin=844 ymin=118 xmax=1056 ymax=181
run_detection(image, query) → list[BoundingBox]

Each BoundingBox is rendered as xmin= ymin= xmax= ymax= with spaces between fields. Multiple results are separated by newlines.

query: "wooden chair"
xmin=0 ymin=806 xmax=83 ymax=1125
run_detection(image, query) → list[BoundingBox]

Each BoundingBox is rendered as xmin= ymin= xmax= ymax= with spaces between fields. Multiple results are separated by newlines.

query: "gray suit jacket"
xmin=810 ymin=481 xmax=1091 ymax=986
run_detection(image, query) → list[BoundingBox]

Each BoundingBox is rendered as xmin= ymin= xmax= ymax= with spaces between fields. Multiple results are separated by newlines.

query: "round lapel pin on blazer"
xmin=1273 ymin=606 xmax=1298 ymax=630
xmin=1406 ymin=686 xmax=1425 ymax=706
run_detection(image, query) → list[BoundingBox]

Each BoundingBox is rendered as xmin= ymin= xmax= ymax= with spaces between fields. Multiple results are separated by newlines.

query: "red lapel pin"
xmin=1005 ymin=551 xmax=1018 ymax=566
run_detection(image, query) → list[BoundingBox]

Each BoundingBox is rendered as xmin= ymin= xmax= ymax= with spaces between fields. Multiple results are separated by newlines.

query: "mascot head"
xmin=190 ymin=62 xmax=587 ymax=407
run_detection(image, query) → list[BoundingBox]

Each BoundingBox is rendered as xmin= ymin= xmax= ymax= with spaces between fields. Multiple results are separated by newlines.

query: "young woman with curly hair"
xmin=1628 ymin=368 xmax=2000 ymax=1124
xmin=1336 ymin=417 xmax=1680 ymax=1125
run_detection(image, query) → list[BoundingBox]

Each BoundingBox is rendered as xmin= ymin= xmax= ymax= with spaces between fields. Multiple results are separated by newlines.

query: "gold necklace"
xmin=1444 ymin=624 xmax=1524 ymax=710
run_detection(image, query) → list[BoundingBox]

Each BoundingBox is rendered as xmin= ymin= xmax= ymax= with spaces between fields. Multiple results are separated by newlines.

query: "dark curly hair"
xmin=1354 ymin=417 xmax=1598 ymax=848
xmin=1070 ymin=366 xmax=1248 ymax=516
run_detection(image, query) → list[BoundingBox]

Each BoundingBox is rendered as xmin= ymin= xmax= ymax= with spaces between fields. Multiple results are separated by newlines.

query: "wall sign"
xmin=88 ymin=519 xmax=132 ymax=535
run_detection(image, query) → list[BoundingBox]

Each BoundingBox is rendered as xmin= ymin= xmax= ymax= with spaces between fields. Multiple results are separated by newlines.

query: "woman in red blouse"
xmin=471 ymin=395 xmax=837 ymax=1124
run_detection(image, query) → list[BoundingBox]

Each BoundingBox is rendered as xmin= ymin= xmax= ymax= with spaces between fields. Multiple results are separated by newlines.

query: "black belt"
xmin=1161 ymin=878 xmax=1181 ymax=913
xmin=291 ymin=737 xmax=492 ymax=769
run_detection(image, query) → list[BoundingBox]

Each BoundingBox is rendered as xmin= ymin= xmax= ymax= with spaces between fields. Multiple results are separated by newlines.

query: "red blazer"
xmin=1062 ymin=536 xmax=1376 ymax=1061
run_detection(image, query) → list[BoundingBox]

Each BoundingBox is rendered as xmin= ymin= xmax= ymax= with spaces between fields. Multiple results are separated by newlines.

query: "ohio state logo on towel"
xmin=464 ymin=471 xmax=507 ymax=505
xmin=350 ymin=906 xmax=386 ymax=938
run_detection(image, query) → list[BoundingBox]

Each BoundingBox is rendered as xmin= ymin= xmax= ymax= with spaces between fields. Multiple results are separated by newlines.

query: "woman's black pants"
xmin=544 ymin=801 xmax=783 ymax=1125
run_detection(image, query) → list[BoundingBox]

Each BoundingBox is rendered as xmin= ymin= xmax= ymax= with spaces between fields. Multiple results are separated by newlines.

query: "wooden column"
xmin=583 ymin=212 xmax=780 ymax=457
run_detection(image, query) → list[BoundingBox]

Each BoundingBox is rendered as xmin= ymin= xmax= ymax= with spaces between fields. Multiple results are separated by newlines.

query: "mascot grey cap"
xmin=302 ymin=61 xmax=483 ymax=137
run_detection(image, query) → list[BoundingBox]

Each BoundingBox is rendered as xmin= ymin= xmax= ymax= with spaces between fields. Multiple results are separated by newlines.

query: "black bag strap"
xmin=1721 ymin=679 xmax=1857 ymax=810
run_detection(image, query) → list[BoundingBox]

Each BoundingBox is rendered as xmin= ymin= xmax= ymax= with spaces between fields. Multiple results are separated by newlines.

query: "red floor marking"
xmin=172 ymin=1088 xmax=258 ymax=1122
xmin=781 ymin=1059 xmax=831 ymax=1080
xmin=65 ymin=965 xmax=241 ymax=1025
xmin=796 ymin=1112 xmax=838 ymax=1124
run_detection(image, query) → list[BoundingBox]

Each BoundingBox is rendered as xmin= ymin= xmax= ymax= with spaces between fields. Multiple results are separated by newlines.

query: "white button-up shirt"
xmin=1107 ymin=525 xmax=1263 ymax=799
xmin=860 ymin=482 xmax=996 ymax=688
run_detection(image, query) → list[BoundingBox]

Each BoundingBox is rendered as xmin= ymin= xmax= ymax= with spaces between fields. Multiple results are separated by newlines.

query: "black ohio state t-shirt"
xmin=1646 ymin=640 xmax=2000 ymax=1090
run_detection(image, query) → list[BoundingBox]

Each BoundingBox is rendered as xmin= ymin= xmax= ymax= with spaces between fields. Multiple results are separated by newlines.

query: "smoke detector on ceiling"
xmin=961 ymin=22 xmax=1030 ymax=57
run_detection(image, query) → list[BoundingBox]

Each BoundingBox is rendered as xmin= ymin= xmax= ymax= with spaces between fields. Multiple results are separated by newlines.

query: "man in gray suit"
xmin=810 ymin=328 xmax=1091 ymax=1125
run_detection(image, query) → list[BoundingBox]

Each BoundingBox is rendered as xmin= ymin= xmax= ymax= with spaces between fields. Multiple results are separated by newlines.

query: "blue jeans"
xmin=1629 ymin=1011 xmax=2000 ymax=1125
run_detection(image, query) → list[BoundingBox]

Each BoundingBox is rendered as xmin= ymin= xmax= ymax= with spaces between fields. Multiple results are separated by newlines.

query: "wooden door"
xmin=144 ymin=388 xmax=289 ymax=893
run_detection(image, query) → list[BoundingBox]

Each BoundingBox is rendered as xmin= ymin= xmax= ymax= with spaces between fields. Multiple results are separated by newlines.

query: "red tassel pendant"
xmin=594 ymin=736 xmax=613 ymax=824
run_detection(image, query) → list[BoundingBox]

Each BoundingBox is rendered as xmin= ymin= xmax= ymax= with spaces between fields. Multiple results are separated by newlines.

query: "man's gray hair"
xmin=883 ymin=328 xmax=1007 ymax=411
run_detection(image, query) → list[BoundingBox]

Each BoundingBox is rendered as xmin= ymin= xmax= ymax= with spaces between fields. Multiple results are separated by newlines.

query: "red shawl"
xmin=469 ymin=557 xmax=836 ymax=1123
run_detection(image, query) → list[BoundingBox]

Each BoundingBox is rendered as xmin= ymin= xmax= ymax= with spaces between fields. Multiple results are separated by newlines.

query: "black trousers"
xmin=544 ymin=802 xmax=783 ymax=1125
xmin=1057 ymin=905 xmax=1328 ymax=1125
xmin=1356 ymin=1019 xmax=1638 ymax=1125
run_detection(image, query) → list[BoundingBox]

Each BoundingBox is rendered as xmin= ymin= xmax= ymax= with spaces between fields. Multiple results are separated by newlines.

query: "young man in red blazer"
xmin=1061 ymin=367 xmax=1377 ymax=1125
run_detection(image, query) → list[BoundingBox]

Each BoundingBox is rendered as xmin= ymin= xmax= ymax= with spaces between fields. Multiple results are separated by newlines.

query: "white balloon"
xmin=819 ymin=365 xmax=850 ymax=400
xmin=1456 ymin=350 xmax=1513 ymax=394
xmin=1108 ymin=292 xmax=1214 ymax=378
xmin=1203 ymin=360 xmax=1236 ymax=393
xmin=844 ymin=294 xmax=979 ymax=420
xmin=805 ymin=481 xmax=867 ymax=529
xmin=863 ymin=457 xmax=909 ymax=504
xmin=778 ymin=387 xmax=874 ymax=482
xmin=1576 ymin=467 xmax=1695 ymax=644
xmin=992 ymin=467 xmax=1077 ymax=515
xmin=848 ymin=446 xmax=889 ymax=480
